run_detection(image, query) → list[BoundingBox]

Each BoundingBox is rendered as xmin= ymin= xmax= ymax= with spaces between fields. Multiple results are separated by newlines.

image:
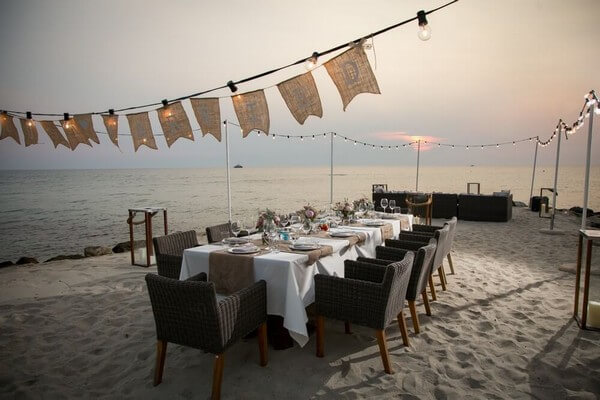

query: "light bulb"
xmin=304 ymin=52 xmax=319 ymax=71
xmin=27 ymin=120 xmax=33 ymax=127
xmin=417 ymin=11 xmax=431 ymax=41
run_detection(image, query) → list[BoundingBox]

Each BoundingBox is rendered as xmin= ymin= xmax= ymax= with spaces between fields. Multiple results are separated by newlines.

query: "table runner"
xmin=349 ymin=222 xmax=394 ymax=240
xmin=208 ymin=249 xmax=267 ymax=295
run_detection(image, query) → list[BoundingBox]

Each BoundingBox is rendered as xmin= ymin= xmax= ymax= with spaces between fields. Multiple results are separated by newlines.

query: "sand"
xmin=1 ymin=208 xmax=599 ymax=399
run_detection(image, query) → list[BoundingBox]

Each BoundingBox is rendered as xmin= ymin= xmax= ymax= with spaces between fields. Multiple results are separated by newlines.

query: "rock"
xmin=588 ymin=215 xmax=600 ymax=229
xmin=513 ymin=201 xmax=527 ymax=207
xmin=569 ymin=207 xmax=595 ymax=217
xmin=112 ymin=240 xmax=146 ymax=253
xmin=84 ymin=246 xmax=113 ymax=257
xmin=16 ymin=257 xmax=38 ymax=265
xmin=45 ymin=254 xmax=86 ymax=263
xmin=0 ymin=261 xmax=14 ymax=268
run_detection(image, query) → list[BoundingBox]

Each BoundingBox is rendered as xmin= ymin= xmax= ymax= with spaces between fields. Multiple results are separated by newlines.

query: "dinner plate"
xmin=227 ymin=245 xmax=260 ymax=254
xmin=290 ymin=243 xmax=321 ymax=251
xmin=329 ymin=231 xmax=355 ymax=237
xmin=364 ymin=220 xmax=386 ymax=227
xmin=222 ymin=237 xmax=250 ymax=245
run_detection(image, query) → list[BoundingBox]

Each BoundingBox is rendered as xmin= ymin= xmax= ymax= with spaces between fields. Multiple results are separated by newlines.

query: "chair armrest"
xmin=385 ymin=239 xmax=431 ymax=252
xmin=397 ymin=232 xmax=431 ymax=242
xmin=375 ymin=246 xmax=409 ymax=261
xmin=218 ymin=280 xmax=267 ymax=343
xmin=186 ymin=272 xmax=207 ymax=282
xmin=156 ymin=253 xmax=184 ymax=279
xmin=412 ymin=224 xmax=442 ymax=233
xmin=356 ymin=257 xmax=393 ymax=266
xmin=344 ymin=260 xmax=386 ymax=283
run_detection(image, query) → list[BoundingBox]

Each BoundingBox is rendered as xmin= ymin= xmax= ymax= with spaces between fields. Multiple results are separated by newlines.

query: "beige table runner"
xmin=348 ymin=222 xmax=394 ymax=240
xmin=208 ymin=249 xmax=265 ymax=295
xmin=311 ymin=230 xmax=367 ymax=246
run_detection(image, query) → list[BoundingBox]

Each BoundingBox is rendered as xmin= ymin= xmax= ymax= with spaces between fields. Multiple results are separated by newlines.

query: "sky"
xmin=0 ymin=0 xmax=599 ymax=169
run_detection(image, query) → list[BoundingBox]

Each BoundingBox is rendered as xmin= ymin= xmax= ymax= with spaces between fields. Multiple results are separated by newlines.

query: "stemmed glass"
xmin=380 ymin=198 xmax=389 ymax=213
xmin=230 ymin=220 xmax=241 ymax=237
xmin=389 ymin=200 xmax=396 ymax=214
xmin=290 ymin=214 xmax=301 ymax=227
xmin=279 ymin=215 xmax=289 ymax=228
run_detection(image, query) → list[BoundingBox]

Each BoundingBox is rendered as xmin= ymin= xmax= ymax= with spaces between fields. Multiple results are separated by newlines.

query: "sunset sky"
xmin=0 ymin=0 xmax=598 ymax=169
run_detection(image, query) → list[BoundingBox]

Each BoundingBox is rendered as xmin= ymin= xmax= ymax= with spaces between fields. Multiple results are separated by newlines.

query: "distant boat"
xmin=234 ymin=164 xmax=243 ymax=168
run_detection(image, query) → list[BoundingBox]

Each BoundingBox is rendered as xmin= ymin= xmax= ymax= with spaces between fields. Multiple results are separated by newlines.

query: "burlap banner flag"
xmin=190 ymin=98 xmax=221 ymax=141
xmin=157 ymin=101 xmax=194 ymax=147
xmin=232 ymin=90 xmax=270 ymax=137
xmin=0 ymin=114 xmax=21 ymax=144
xmin=19 ymin=119 xmax=38 ymax=147
xmin=324 ymin=46 xmax=380 ymax=111
xmin=74 ymin=114 xmax=100 ymax=144
xmin=40 ymin=121 xmax=69 ymax=149
xmin=102 ymin=114 xmax=119 ymax=147
xmin=126 ymin=112 xmax=158 ymax=151
xmin=277 ymin=72 xmax=323 ymax=124
xmin=60 ymin=118 xmax=91 ymax=150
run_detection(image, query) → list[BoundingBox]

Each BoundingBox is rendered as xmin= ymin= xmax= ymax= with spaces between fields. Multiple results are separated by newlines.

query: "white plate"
xmin=222 ymin=237 xmax=250 ymax=245
xmin=227 ymin=246 xmax=260 ymax=254
xmin=290 ymin=243 xmax=321 ymax=251
xmin=364 ymin=220 xmax=386 ymax=227
xmin=329 ymin=231 xmax=355 ymax=237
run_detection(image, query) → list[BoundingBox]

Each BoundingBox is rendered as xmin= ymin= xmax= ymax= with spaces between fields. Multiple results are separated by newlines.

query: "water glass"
xmin=231 ymin=220 xmax=241 ymax=237
xmin=389 ymin=200 xmax=396 ymax=213
xmin=380 ymin=198 xmax=389 ymax=213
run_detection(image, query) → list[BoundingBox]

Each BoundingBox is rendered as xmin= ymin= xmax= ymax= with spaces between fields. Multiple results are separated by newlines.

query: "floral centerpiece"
xmin=297 ymin=204 xmax=319 ymax=233
xmin=256 ymin=208 xmax=280 ymax=231
xmin=353 ymin=197 xmax=373 ymax=213
xmin=334 ymin=199 xmax=355 ymax=222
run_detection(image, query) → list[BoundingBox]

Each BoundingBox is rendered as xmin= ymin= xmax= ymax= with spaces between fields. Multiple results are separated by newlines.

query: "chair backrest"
xmin=406 ymin=239 xmax=437 ymax=300
xmin=381 ymin=252 xmax=414 ymax=327
xmin=443 ymin=217 xmax=457 ymax=257
xmin=145 ymin=274 xmax=225 ymax=353
xmin=432 ymin=225 xmax=450 ymax=270
xmin=206 ymin=223 xmax=231 ymax=244
xmin=153 ymin=230 xmax=199 ymax=256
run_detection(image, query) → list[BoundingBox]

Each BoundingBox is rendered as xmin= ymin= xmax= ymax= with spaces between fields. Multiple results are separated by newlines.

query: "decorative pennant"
xmin=0 ymin=114 xmax=21 ymax=144
xmin=74 ymin=114 xmax=100 ymax=144
xmin=126 ymin=112 xmax=158 ymax=151
xmin=19 ymin=119 xmax=38 ymax=146
xmin=232 ymin=90 xmax=270 ymax=137
xmin=277 ymin=72 xmax=323 ymax=124
xmin=157 ymin=101 xmax=194 ymax=147
xmin=190 ymin=98 xmax=221 ymax=141
xmin=40 ymin=121 xmax=70 ymax=149
xmin=102 ymin=114 xmax=119 ymax=147
xmin=60 ymin=118 xmax=91 ymax=150
xmin=324 ymin=46 xmax=380 ymax=111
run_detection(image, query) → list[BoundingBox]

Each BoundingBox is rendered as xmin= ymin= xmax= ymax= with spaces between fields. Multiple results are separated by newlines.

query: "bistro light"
xmin=417 ymin=10 xmax=431 ymax=41
xmin=227 ymin=80 xmax=238 ymax=93
xmin=26 ymin=111 xmax=33 ymax=126
xmin=63 ymin=113 xmax=71 ymax=129
xmin=304 ymin=52 xmax=319 ymax=71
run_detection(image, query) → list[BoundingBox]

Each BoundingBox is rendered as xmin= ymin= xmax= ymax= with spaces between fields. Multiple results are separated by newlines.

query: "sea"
xmin=0 ymin=165 xmax=598 ymax=262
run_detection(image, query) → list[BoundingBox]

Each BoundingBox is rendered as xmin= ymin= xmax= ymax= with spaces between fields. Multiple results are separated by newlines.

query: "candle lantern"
xmin=574 ymin=229 xmax=600 ymax=330
xmin=538 ymin=188 xmax=554 ymax=219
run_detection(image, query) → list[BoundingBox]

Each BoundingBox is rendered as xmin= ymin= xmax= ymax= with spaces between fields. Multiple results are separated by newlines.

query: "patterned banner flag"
xmin=102 ymin=114 xmax=119 ymax=147
xmin=19 ymin=119 xmax=38 ymax=147
xmin=232 ymin=90 xmax=270 ymax=137
xmin=190 ymin=98 xmax=221 ymax=141
xmin=40 ymin=121 xmax=70 ymax=149
xmin=157 ymin=101 xmax=194 ymax=147
xmin=0 ymin=114 xmax=21 ymax=144
xmin=126 ymin=112 xmax=158 ymax=151
xmin=277 ymin=72 xmax=323 ymax=124
xmin=324 ymin=46 xmax=380 ymax=111
xmin=74 ymin=114 xmax=100 ymax=144
xmin=60 ymin=118 xmax=91 ymax=150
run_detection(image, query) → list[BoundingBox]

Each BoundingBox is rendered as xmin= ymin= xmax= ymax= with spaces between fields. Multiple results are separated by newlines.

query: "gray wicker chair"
xmin=206 ymin=223 xmax=232 ymax=244
xmin=314 ymin=252 xmax=414 ymax=374
xmin=357 ymin=239 xmax=437 ymax=334
xmin=412 ymin=217 xmax=457 ymax=274
xmin=153 ymin=230 xmax=200 ymax=279
xmin=145 ymin=273 xmax=267 ymax=400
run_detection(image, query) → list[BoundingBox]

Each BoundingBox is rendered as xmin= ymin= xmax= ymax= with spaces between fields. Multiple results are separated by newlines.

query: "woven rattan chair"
xmin=206 ymin=223 xmax=232 ymax=244
xmin=145 ymin=273 xmax=267 ymax=400
xmin=412 ymin=217 xmax=457 ymax=274
xmin=314 ymin=252 xmax=414 ymax=374
xmin=153 ymin=230 xmax=200 ymax=279
xmin=358 ymin=239 xmax=437 ymax=334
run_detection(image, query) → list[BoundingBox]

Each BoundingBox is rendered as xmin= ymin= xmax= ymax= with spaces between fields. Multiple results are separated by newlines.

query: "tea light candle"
xmin=587 ymin=301 xmax=600 ymax=328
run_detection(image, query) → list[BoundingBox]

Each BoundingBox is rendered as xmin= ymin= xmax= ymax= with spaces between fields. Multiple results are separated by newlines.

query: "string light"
xmin=227 ymin=81 xmax=238 ymax=93
xmin=304 ymin=52 xmax=319 ymax=71
xmin=63 ymin=113 xmax=71 ymax=129
xmin=26 ymin=111 xmax=33 ymax=126
xmin=416 ymin=10 xmax=431 ymax=41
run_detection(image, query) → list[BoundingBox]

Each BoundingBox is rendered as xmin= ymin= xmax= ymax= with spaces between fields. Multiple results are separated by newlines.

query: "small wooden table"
xmin=574 ymin=229 xmax=600 ymax=330
xmin=128 ymin=207 xmax=168 ymax=267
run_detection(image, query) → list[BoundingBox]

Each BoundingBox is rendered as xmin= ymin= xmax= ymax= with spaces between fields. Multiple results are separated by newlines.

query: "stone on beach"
xmin=84 ymin=246 xmax=113 ymax=257
xmin=0 ymin=261 xmax=14 ymax=268
xmin=15 ymin=257 xmax=38 ymax=265
xmin=112 ymin=240 xmax=146 ymax=253
xmin=44 ymin=254 xmax=86 ymax=263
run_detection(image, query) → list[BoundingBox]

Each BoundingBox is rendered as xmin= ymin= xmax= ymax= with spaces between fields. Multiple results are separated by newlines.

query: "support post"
xmin=528 ymin=137 xmax=539 ymax=207
xmin=415 ymin=140 xmax=421 ymax=191
xmin=224 ymin=120 xmax=232 ymax=223
xmin=550 ymin=124 xmax=562 ymax=230
xmin=581 ymin=101 xmax=595 ymax=229
xmin=330 ymin=132 xmax=334 ymax=207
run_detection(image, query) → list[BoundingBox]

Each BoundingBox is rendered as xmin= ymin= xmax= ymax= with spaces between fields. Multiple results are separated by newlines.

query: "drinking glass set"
xmin=379 ymin=198 xmax=397 ymax=213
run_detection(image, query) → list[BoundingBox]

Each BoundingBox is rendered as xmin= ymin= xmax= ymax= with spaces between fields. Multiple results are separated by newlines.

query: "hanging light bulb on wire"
xmin=416 ymin=11 xmax=431 ymax=41
xmin=304 ymin=52 xmax=319 ymax=71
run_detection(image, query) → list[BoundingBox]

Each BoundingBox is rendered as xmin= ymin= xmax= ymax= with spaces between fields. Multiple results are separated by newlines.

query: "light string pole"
xmin=223 ymin=120 xmax=233 ymax=224
xmin=529 ymin=136 xmax=539 ymax=207
xmin=330 ymin=132 xmax=334 ymax=208
xmin=415 ymin=139 xmax=421 ymax=191
xmin=549 ymin=122 xmax=563 ymax=231
xmin=581 ymin=92 xmax=596 ymax=229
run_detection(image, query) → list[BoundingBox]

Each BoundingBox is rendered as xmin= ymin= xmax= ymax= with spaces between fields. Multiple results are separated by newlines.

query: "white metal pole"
xmin=528 ymin=137 xmax=539 ymax=207
xmin=550 ymin=124 xmax=562 ymax=230
xmin=581 ymin=102 xmax=595 ymax=230
xmin=415 ymin=140 xmax=421 ymax=191
xmin=330 ymin=132 xmax=334 ymax=208
xmin=224 ymin=120 xmax=232 ymax=223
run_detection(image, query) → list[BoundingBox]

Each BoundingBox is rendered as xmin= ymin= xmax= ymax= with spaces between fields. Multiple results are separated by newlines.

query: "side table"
xmin=574 ymin=229 xmax=600 ymax=330
xmin=128 ymin=207 xmax=168 ymax=267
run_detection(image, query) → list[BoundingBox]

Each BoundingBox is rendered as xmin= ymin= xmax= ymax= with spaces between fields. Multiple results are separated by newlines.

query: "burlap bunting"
xmin=325 ymin=46 xmax=380 ymax=110
xmin=126 ymin=112 xmax=158 ymax=151
xmin=232 ymin=90 xmax=270 ymax=137
xmin=101 ymin=115 xmax=119 ymax=147
xmin=19 ymin=119 xmax=38 ymax=146
xmin=60 ymin=118 xmax=91 ymax=150
xmin=277 ymin=72 xmax=323 ymax=124
xmin=190 ymin=98 xmax=221 ymax=141
xmin=74 ymin=114 xmax=100 ymax=144
xmin=0 ymin=114 xmax=21 ymax=144
xmin=157 ymin=101 xmax=194 ymax=147
xmin=40 ymin=121 xmax=70 ymax=149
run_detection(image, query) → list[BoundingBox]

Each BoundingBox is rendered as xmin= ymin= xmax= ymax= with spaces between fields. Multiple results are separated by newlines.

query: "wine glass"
xmin=380 ymin=198 xmax=389 ymax=213
xmin=290 ymin=214 xmax=301 ymax=227
xmin=230 ymin=220 xmax=241 ymax=237
xmin=279 ymin=215 xmax=289 ymax=228
xmin=389 ymin=200 xmax=396 ymax=214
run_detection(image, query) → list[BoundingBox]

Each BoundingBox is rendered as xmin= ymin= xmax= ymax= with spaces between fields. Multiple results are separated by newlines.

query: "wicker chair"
xmin=206 ymin=223 xmax=232 ymax=244
xmin=314 ymin=252 xmax=414 ymax=374
xmin=145 ymin=273 xmax=267 ymax=400
xmin=153 ymin=230 xmax=200 ymax=279
xmin=357 ymin=239 xmax=437 ymax=334
xmin=412 ymin=217 xmax=457 ymax=274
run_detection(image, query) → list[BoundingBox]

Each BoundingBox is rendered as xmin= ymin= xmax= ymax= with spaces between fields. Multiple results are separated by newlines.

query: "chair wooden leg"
xmin=447 ymin=253 xmax=455 ymax=274
xmin=422 ymin=290 xmax=432 ymax=316
xmin=408 ymin=300 xmax=420 ymax=334
xmin=397 ymin=310 xmax=410 ymax=347
xmin=428 ymin=275 xmax=437 ymax=301
xmin=439 ymin=266 xmax=447 ymax=291
xmin=153 ymin=340 xmax=167 ymax=386
xmin=375 ymin=329 xmax=392 ymax=374
xmin=258 ymin=322 xmax=268 ymax=367
xmin=344 ymin=321 xmax=352 ymax=334
xmin=211 ymin=354 xmax=225 ymax=400
xmin=316 ymin=315 xmax=325 ymax=358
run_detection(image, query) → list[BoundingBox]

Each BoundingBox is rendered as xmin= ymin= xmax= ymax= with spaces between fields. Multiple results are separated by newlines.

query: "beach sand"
xmin=1 ymin=208 xmax=599 ymax=399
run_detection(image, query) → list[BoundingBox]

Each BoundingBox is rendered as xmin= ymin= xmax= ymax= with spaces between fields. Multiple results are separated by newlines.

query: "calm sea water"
xmin=0 ymin=165 xmax=598 ymax=262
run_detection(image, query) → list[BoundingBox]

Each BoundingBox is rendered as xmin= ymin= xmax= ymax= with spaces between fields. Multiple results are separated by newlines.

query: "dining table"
xmin=179 ymin=216 xmax=412 ymax=347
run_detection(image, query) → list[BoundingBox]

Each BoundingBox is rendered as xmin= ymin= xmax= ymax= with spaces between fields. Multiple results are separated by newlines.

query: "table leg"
xmin=574 ymin=235 xmax=583 ymax=318
xmin=581 ymin=240 xmax=593 ymax=329
xmin=163 ymin=209 xmax=168 ymax=235
xmin=129 ymin=210 xmax=135 ymax=266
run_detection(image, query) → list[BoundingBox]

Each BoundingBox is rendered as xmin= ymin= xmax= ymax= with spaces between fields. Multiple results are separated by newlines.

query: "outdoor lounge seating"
xmin=145 ymin=273 xmax=267 ymax=400
xmin=314 ymin=252 xmax=414 ymax=374
xmin=153 ymin=230 xmax=200 ymax=279
xmin=206 ymin=223 xmax=232 ymax=244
